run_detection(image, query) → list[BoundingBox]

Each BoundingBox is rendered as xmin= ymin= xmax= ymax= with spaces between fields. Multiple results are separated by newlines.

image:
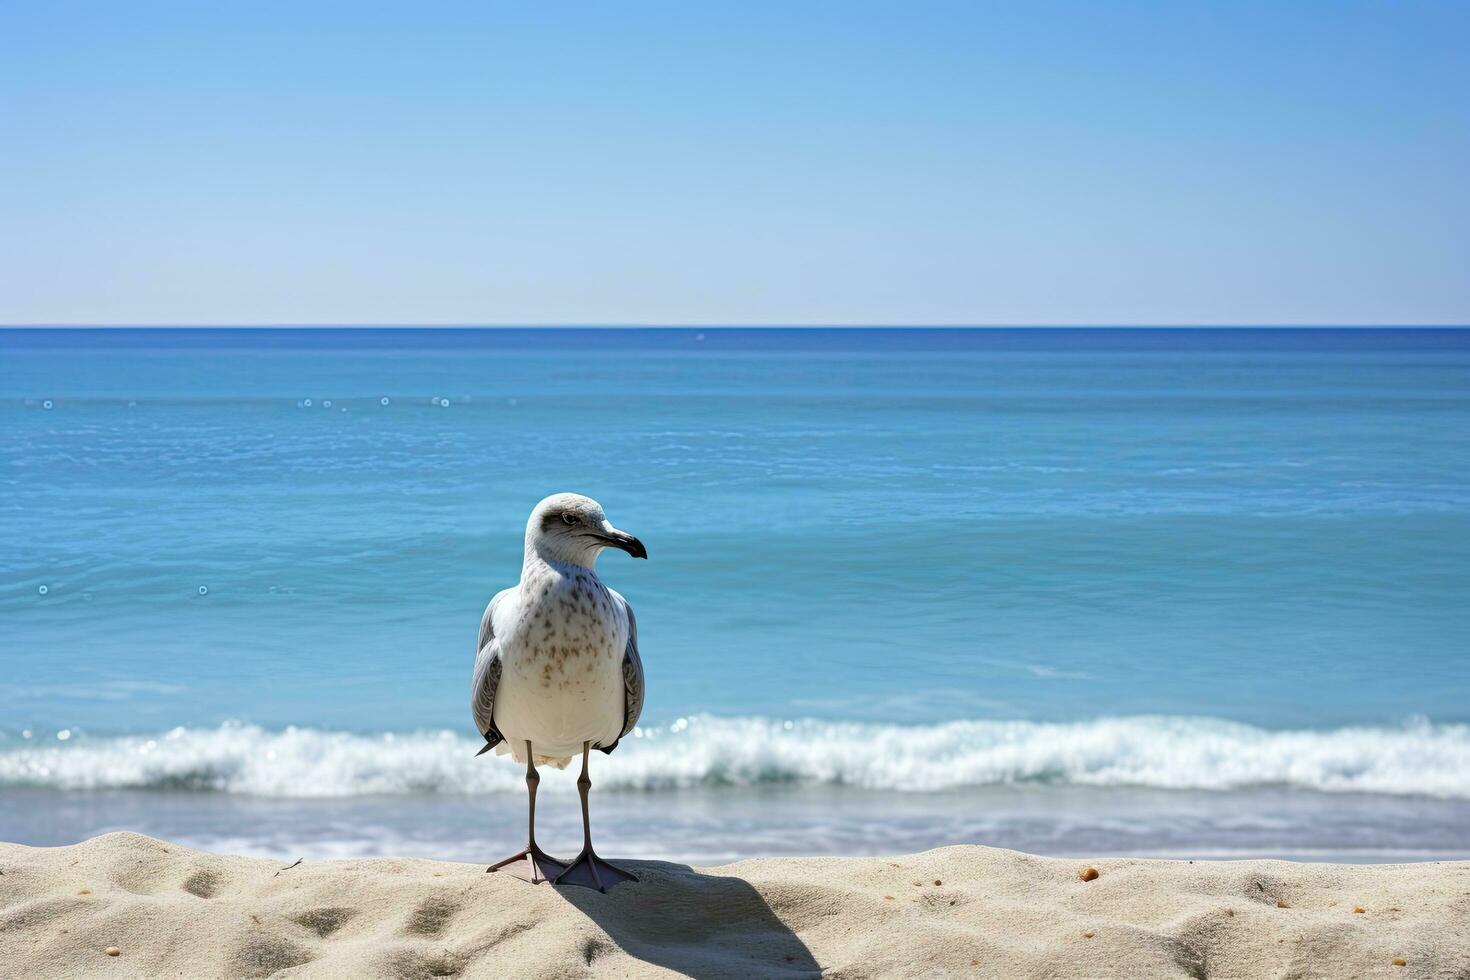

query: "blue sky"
xmin=1 ymin=1 xmax=1465 ymax=325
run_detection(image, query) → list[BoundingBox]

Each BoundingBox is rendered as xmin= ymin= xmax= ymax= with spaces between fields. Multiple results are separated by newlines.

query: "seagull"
xmin=471 ymin=493 xmax=647 ymax=891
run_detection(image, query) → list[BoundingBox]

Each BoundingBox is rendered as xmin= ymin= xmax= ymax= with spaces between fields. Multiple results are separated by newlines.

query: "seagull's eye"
xmin=561 ymin=513 xmax=579 ymax=526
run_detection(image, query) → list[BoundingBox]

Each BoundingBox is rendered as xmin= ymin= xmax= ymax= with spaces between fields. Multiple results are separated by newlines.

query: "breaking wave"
xmin=2 ymin=715 xmax=1467 ymax=798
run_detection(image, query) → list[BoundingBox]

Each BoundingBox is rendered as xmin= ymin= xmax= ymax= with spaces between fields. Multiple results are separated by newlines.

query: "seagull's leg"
xmin=554 ymin=741 xmax=638 ymax=891
xmin=486 ymin=740 xmax=567 ymax=882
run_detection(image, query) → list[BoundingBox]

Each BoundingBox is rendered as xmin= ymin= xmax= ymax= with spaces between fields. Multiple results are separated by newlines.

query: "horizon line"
xmin=4 ymin=323 xmax=1468 ymax=330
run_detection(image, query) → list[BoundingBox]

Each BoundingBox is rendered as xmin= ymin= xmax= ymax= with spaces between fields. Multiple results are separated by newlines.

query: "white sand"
xmin=1 ymin=833 xmax=1466 ymax=978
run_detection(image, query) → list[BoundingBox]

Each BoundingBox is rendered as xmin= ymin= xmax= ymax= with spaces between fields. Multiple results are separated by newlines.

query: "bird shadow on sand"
xmin=553 ymin=859 xmax=823 ymax=979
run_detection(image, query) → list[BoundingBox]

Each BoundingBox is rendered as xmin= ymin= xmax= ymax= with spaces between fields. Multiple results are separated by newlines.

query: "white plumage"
xmin=484 ymin=574 xmax=632 ymax=767
xmin=471 ymin=493 xmax=645 ymax=768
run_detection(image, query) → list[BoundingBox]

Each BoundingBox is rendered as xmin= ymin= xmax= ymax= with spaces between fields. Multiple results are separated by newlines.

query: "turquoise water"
xmin=3 ymin=328 xmax=1468 ymax=860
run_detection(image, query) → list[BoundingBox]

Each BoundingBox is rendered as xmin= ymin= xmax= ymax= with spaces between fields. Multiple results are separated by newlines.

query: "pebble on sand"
xmin=1082 ymin=931 xmax=1095 ymax=939
xmin=1079 ymin=867 xmax=1099 ymax=882
xmin=104 ymin=947 xmax=120 ymax=957
xmin=1354 ymin=906 xmax=1366 ymax=913
xmin=77 ymin=889 xmax=91 ymax=895
xmin=1276 ymin=900 xmax=1290 ymax=909
xmin=1393 ymin=959 xmax=1407 ymax=967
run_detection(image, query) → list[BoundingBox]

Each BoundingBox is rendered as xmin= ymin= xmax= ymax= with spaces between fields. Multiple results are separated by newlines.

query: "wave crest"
xmin=2 ymin=716 xmax=1468 ymax=798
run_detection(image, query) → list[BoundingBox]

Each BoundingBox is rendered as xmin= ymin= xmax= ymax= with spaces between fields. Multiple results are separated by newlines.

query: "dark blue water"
xmin=3 ymin=328 xmax=1468 ymax=860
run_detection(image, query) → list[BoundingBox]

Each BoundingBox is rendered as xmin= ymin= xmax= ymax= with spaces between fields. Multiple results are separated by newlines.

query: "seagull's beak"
xmin=597 ymin=524 xmax=648 ymax=559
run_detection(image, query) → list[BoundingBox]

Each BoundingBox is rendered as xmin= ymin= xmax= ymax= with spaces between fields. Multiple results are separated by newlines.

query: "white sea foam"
xmin=1 ymin=716 xmax=1467 ymax=798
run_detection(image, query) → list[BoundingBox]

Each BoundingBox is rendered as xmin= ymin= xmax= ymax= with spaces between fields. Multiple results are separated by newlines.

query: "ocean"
xmin=3 ymin=327 xmax=1468 ymax=863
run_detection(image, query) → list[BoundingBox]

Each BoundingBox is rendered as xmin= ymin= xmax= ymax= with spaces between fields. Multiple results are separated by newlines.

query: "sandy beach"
xmin=0 ymin=833 xmax=1464 ymax=978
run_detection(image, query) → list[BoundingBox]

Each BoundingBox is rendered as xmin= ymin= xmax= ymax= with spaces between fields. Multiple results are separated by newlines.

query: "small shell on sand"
xmin=1276 ymin=900 xmax=1290 ymax=909
xmin=104 ymin=947 xmax=120 ymax=957
xmin=1393 ymin=959 xmax=1407 ymax=967
xmin=1353 ymin=907 xmax=1366 ymax=913
xmin=1079 ymin=867 xmax=1099 ymax=882
xmin=77 ymin=888 xmax=91 ymax=895
xmin=1082 ymin=931 xmax=1095 ymax=939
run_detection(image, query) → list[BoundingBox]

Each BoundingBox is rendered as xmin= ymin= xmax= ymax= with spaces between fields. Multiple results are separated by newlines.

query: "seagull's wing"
xmin=471 ymin=588 xmax=514 ymax=756
xmin=599 ymin=589 xmax=644 ymax=755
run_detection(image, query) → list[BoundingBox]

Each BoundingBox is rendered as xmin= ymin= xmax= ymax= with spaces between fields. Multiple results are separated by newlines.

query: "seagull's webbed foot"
xmin=553 ymin=846 xmax=638 ymax=892
xmin=487 ymin=739 xmax=565 ymax=882
xmin=486 ymin=844 xmax=567 ymax=883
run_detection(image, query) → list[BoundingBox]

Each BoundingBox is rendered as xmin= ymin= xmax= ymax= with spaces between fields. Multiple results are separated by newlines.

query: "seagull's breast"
xmin=492 ymin=564 xmax=627 ymax=758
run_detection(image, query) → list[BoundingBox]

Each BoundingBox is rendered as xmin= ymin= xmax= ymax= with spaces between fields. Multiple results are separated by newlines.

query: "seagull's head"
xmin=525 ymin=492 xmax=647 ymax=568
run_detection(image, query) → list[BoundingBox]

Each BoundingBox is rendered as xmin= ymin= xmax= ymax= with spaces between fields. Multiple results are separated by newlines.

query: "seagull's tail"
xmin=473 ymin=729 xmax=502 ymax=757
